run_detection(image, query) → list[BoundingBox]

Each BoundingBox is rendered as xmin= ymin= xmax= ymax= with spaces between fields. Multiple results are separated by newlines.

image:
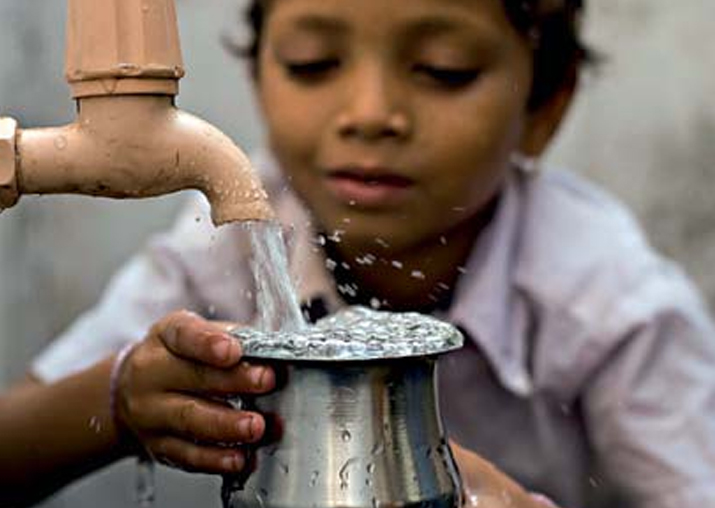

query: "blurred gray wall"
xmin=0 ymin=0 xmax=260 ymax=505
xmin=0 ymin=0 xmax=713 ymax=507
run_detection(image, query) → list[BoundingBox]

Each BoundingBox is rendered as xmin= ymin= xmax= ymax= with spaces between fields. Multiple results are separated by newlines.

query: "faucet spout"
xmin=13 ymin=96 xmax=273 ymax=224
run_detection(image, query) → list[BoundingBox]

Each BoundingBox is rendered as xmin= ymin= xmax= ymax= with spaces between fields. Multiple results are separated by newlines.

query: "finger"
xmin=162 ymin=356 xmax=276 ymax=396
xmin=139 ymin=394 xmax=266 ymax=445
xmin=154 ymin=310 xmax=242 ymax=368
xmin=147 ymin=435 xmax=248 ymax=474
xmin=450 ymin=440 xmax=539 ymax=508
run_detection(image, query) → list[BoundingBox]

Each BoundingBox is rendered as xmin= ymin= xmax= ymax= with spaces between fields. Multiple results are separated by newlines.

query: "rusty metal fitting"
xmin=0 ymin=117 xmax=19 ymax=209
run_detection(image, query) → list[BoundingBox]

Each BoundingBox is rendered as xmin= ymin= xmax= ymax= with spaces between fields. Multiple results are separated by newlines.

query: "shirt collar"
xmin=447 ymin=173 xmax=533 ymax=396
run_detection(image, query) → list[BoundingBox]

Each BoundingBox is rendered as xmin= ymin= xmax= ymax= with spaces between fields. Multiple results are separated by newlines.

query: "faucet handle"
xmin=0 ymin=117 xmax=19 ymax=209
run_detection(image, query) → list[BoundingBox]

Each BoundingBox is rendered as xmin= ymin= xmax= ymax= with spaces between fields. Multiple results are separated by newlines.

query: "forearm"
xmin=0 ymin=357 xmax=130 ymax=506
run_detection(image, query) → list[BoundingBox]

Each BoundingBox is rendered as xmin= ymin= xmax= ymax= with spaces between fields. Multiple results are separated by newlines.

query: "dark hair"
xmin=231 ymin=0 xmax=593 ymax=110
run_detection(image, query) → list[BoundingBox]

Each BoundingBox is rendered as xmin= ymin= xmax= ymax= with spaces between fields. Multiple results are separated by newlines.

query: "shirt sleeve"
xmin=31 ymin=193 xmax=252 ymax=383
xmin=583 ymin=267 xmax=715 ymax=508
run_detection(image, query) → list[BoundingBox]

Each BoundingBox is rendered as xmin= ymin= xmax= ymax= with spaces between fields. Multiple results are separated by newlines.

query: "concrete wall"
xmin=1 ymin=0 xmax=713 ymax=506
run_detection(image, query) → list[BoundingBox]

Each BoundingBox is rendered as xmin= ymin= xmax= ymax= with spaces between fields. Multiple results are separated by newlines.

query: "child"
xmin=1 ymin=0 xmax=714 ymax=507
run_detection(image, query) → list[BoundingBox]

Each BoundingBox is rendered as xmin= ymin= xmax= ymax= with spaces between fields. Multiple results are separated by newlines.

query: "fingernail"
xmin=251 ymin=367 xmax=267 ymax=387
xmin=222 ymin=453 xmax=243 ymax=471
xmin=238 ymin=415 xmax=255 ymax=440
xmin=163 ymin=325 xmax=178 ymax=347
xmin=212 ymin=340 xmax=230 ymax=362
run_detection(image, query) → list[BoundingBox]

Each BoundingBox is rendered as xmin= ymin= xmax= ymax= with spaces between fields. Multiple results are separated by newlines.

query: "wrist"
xmin=109 ymin=342 xmax=145 ymax=456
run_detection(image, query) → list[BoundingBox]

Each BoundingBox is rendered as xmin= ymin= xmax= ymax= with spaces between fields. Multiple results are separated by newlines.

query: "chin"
xmin=332 ymin=223 xmax=424 ymax=257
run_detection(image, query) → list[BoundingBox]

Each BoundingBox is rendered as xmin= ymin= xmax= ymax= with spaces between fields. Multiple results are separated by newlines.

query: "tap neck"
xmin=76 ymin=95 xmax=175 ymax=124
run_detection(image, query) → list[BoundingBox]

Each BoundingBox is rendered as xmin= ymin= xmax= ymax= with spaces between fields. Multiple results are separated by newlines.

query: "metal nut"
xmin=0 ymin=117 xmax=19 ymax=209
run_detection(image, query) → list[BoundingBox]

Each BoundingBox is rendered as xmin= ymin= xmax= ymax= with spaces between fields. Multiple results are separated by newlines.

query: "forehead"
xmin=265 ymin=0 xmax=516 ymax=41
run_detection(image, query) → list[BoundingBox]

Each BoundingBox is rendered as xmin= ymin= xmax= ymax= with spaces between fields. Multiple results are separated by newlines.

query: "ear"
xmin=519 ymin=71 xmax=577 ymax=157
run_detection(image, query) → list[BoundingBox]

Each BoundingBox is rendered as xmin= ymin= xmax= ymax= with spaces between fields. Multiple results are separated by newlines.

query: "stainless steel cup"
xmin=222 ymin=356 xmax=462 ymax=508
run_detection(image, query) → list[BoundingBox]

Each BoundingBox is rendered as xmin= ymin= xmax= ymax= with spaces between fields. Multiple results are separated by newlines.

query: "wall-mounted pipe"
xmin=0 ymin=0 xmax=274 ymax=225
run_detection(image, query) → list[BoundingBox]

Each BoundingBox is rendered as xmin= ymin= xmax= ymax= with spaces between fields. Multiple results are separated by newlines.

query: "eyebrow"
xmin=285 ymin=14 xmax=348 ymax=34
xmin=400 ymin=14 xmax=498 ymax=40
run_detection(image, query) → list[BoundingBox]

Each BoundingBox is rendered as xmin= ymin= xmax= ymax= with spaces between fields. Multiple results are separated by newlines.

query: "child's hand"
xmin=450 ymin=441 xmax=560 ymax=508
xmin=112 ymin=310 xmax=276 ymax=474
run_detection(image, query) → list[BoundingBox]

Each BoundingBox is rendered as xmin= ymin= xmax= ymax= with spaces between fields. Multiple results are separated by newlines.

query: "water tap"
xmin=0 ymin=0 xmax=273 ymax=225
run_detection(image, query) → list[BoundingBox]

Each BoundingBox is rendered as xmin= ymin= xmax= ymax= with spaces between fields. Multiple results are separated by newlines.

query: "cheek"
xmin=258 ymin=73 xmax=322 ymax=167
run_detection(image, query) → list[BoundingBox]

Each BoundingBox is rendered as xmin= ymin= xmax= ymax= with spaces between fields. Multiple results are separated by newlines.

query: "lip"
xmin=324 ymin=167 xmax=415 ymax=208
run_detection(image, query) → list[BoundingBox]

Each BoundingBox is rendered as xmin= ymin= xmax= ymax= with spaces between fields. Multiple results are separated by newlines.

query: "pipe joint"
xmin=0 ymin=117 xmax=19 ymax=209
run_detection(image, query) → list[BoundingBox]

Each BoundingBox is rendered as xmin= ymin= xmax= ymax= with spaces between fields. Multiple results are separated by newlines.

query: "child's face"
xmin=256 ymin=0 xmax=538 ymax=255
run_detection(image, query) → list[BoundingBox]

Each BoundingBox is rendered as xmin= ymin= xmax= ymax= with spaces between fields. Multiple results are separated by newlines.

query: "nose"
xmin=336 ymin=64 xmax=411 ymax=141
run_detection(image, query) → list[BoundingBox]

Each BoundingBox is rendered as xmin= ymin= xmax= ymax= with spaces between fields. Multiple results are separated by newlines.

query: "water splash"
xmin=235 ymin=306 xmax=463 ymax=361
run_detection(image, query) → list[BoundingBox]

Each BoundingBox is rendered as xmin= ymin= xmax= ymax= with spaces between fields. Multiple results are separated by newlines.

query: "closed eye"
xmin=283 ymin=59 xmax=340 ymax=81
xmin=413 ymin=64 xmax=480 ymax=88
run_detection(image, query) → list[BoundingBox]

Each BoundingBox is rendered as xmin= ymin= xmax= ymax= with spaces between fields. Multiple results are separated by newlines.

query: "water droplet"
xmin=366 ymin=463 xmax=375 ymax=474
xmin=135 ymin=458 xmax=155 ymax=507
xmin=54 ymin=136 xmax=67 ymax=150
xmin=100 ymin=78 xmax=118 ymax=94
xmin=280 ymin=463 xmax=289 ymax=475
xmin=309 ymin=470 xmax=319 ymax=487
xmin=88 ymin=416 xmax=102 ymax=433
xmin=370 ymin=441 xmax=385 ymax=456
xmin=341 ymin=429 xmax=352 ymax=442
xmin=410 ymin=270 xmax=425 ymax=280
xmin=391 ymin=260 xmax=403 ymax=269
xmin=338 ymin=457 xmax=358 ymax=490
xmin=228 ymin=396 xmax=243 ymax=410
xmin=500 ymin=490 xmax=512 ymax=505
xmin=374 ymin=237 xmax=390 ymax=248
xmin=371 ymin=497 xmax=379 ymax=508
xmin=440 ymin=236 xmax=448 ymax=245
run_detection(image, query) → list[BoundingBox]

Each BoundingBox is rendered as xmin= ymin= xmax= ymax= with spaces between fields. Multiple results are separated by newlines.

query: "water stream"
xmin=246 ymin=221 xmax=306 ymax=332
xmin=138 ymin=219 xmax=305 ymax=507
